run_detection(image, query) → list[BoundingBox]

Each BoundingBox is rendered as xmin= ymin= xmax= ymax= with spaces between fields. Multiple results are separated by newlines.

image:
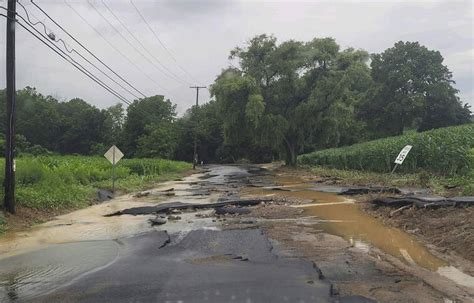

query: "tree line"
xmin=0 ymin=36 xmax=471 ymax=165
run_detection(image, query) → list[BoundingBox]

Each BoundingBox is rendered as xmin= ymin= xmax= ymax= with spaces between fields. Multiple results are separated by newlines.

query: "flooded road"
xmin=242 ymin=172 xmax=474 ymax=290
xmin=0 ymin=166 xmax=242 ymax=301
xmin=0 ymin=165 xmax=472 ymax=302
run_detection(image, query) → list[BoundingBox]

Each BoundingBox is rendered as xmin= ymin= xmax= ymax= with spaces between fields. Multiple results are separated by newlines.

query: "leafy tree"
xmin=174 ymin=100 xmax=224 ymax=163
xmin=15 ymin=87 xmax=62 ymax=151
xmin=102 ymin=103 xmax=125 ymax=146
xmin=212 ymin=35 xmax=371 ymax=166
xmin=418 ymin=82 xmax=471 ymax=131
xmin=56 ymin=98 xmax=107 ymax=154
xmin=135 ymin=122 xmax=177 ymax=159
xmin=121 ymin=95 xmax=177 ymax=156
xmin=362 ymin=41 xmax=471 ymax=135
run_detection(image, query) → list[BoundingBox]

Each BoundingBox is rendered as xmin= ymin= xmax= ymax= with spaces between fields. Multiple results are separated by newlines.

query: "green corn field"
xmin=298 ymin=124 xmax=474 ymax=176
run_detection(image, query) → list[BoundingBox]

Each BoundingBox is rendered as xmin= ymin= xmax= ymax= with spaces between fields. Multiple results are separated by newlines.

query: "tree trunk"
xmin=284 ymin=137 xmax=297 ymax=167
xmin=398 ymin=111 xmax=405 ymax=135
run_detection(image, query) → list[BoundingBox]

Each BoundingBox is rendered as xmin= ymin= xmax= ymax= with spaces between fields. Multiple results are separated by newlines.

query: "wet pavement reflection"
xmin=0 ymin=165 xmax=256 ymax=301
xmin=0 ymin=164 xmax=472 ymax=301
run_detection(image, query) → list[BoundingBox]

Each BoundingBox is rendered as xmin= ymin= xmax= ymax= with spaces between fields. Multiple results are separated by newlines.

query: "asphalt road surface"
xmin=0 ymin=165 xmax=374 ymax=303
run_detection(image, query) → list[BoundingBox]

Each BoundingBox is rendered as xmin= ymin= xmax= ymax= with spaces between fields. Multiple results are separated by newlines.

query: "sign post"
xmin=392 ymin=145 xmax=412 ymax=175
xmin=104 ymin=145 xmax=124 ymax=194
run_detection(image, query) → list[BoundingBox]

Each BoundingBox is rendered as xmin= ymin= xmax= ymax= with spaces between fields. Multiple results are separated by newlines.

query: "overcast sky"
xmin=0 ymin=0 xmax=472 ymax=114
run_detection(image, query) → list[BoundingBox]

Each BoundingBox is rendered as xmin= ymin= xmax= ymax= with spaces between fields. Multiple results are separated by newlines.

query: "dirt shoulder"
xmin=220 ymin=202 xmax=473 ymax=302
xmin=277 ymin=165 xmax=474 ymax=264
xmin=361 ymin=200 xmax=474 ymax=266
xmin=234 ymin=164 xmax=474 ymax=301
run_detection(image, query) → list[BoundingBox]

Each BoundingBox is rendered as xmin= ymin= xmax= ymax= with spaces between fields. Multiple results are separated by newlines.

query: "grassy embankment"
xmin=298 ymin=124 xmax=474 ymax=195
xmin=0 ymin=156 xmax=191 ymax=233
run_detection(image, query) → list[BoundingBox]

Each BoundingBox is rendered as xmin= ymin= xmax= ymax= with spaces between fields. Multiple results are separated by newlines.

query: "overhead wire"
xmin=4 ymin=3 xmax=191 ymax=120
xmin=0 ymin=12 xmax=134 ymax=107
xmin=101 ymin=0 xmax=192 ymax=86
xmin=129 ymin=0 xmax=200 ymax=85
xmin=87 ymin=0 xmax=187 ymax=86
xmin=17 ymin=1 xmax=143 ymax=100
xmin=62 ymin=0 xmax=170 ymax=94
xmin=63 ymin=0 xmax=194 ymax=107
xmin=28 ymin=0 xmax=147 ymax=99
xmin=2 ymin=10 xmax=174 ymax=122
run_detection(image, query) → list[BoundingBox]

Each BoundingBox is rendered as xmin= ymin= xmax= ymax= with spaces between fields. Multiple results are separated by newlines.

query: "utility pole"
xmin=190 ymin=86 xmax=206 ymax=169
xmin=4 ymin=0 xmax=16 ymax=214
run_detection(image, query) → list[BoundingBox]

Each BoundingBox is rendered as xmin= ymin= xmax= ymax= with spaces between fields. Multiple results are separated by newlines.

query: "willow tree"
xmin=211 ymin=35 xmax=372 ymax=166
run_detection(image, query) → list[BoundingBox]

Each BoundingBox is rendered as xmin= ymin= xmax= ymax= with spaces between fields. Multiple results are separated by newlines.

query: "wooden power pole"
xmin=4 ymin=0 xmax=16 ymax=214
xmin=190 ymin=86 xmax=206 ymax=169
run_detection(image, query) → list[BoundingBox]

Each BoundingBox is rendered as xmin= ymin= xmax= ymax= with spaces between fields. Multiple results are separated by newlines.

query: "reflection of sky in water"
xmin=0 ymin=165 xmax=249 ymax=301
xmin=0 ymin=166 xmax=244 ymax=259
xmin=0 ymin=241 xmax=118 ymax=301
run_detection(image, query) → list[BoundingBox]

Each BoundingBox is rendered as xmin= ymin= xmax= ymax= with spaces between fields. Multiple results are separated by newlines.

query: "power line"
xmin=28 ymin=0 xmax=147 ymax=99
xmin=0 ymin=10 xmax=134 ymax=107
xmin=17 ymin=1 xmax=143 ymax=100
xmin=101 ymin=0 xmax=191 ymax=86
xmin=62 ymin=0 xmax=169 ymax=94
xmin=1 ymin=11 xmax=170 ymax=123
xmin=5 ymin=4 xmax=188 ymax=115
xmin=129 ymin=0 xmax=200 ymax=85
xmin=87 ymin=0 xmax=187 ymax=86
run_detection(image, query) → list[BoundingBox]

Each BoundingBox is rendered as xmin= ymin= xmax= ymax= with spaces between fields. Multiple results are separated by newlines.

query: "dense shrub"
xmin=298 ymin=124 xmax=474 ymax=176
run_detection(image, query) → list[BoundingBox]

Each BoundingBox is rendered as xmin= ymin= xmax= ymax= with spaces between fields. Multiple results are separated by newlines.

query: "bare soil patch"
xmin=274 ymin=165 xmax=474 ymax=272
xmin=361 ymin=201 xmax=474 ymax=267
xmin=2 ymin=206 xmax=66 ymax=233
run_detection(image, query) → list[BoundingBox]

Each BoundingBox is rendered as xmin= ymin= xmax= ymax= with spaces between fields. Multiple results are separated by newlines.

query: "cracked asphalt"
xmin=32 ymin=229 xmax=343 ymax=303
xmin=0 ymin=165 xmax=375 ymax=303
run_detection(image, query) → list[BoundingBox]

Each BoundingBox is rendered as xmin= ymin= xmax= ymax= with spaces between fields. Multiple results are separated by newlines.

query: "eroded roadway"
xmin=0 ymin=165 xmax=373 ymax=303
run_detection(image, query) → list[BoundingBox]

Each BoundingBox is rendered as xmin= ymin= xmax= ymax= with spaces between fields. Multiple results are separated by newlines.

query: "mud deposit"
xmin=0 ymin=164 xmax=473 ymax=302
xmin=241 ymin=170 xmax=474 ymax=301
xmin=363 ymin=203 xmax=474 ymax=266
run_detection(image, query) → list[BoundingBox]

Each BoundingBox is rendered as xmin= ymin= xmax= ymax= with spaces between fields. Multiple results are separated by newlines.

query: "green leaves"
xmin=213 ymin=34 xmax=382 ymax=165
xmin=299 ymin=124 xmax=474 ymax=176
xmin=364 ymin=41 xmax=470 ymax=136
xmin=245 ymin=94 xmax=265 ymax=127
xmin=0 ymin=155 xmax=191 ymax=209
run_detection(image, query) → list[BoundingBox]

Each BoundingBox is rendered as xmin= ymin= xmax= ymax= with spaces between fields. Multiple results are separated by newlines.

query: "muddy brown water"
xmin=0 ymin=165 xmax=473 ymax=300
xmin=243 ymin=174 xmax=474 ymax=289
xmin=0 ymin=166 xmax=246 ymax=301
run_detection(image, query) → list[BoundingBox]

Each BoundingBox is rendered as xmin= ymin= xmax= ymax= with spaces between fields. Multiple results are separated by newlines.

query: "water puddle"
xmin=243 ymin=174 xmax=474 ymax=289
xmin=0 ymin=166 xmax=243 ymax=259
xmin=0 ymin=240 xmax=119 ymax=301
xmin=0 ymin=165 xmax=251 ymax=300
xmin=0 ymin=199 xmax=156 ymax=259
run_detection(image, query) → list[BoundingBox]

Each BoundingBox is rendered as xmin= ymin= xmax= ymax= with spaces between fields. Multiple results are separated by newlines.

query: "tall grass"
xmin=298 ymin=124 xmax=474 ymax=176
xmin=0 ymin=156 xmax=191 ymax=209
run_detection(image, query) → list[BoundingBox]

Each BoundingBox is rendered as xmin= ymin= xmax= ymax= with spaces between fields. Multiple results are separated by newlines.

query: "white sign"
xmin=394 ymin=145 xmax=412 ymax=165
xmin=104 ymin=145 xmax=124 ymax=165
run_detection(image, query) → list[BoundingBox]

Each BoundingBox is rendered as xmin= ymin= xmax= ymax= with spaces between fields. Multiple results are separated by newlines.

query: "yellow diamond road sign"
xmin=104 ymin=145 xmax=124 ymax=165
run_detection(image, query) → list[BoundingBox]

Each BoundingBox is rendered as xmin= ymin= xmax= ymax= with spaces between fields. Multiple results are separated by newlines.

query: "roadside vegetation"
xmin=299 ymin=124 xmax=474 ymax=175
xmin=0 ymin=37 xmax=471 ymax=167
xmin=0 ymin=156 xmax=191 ymax=210
xmin=0 ymin=34 xmax=473 ymax=223
xmin=307 ymin=166 xmax=473 ymax=196
xmin=299 ymin=124 xmax=474 ymax=195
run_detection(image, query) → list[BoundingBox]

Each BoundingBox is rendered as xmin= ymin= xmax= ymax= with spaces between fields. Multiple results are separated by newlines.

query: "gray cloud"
xmin=0 ymin=0 xmax=472 ymax=114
